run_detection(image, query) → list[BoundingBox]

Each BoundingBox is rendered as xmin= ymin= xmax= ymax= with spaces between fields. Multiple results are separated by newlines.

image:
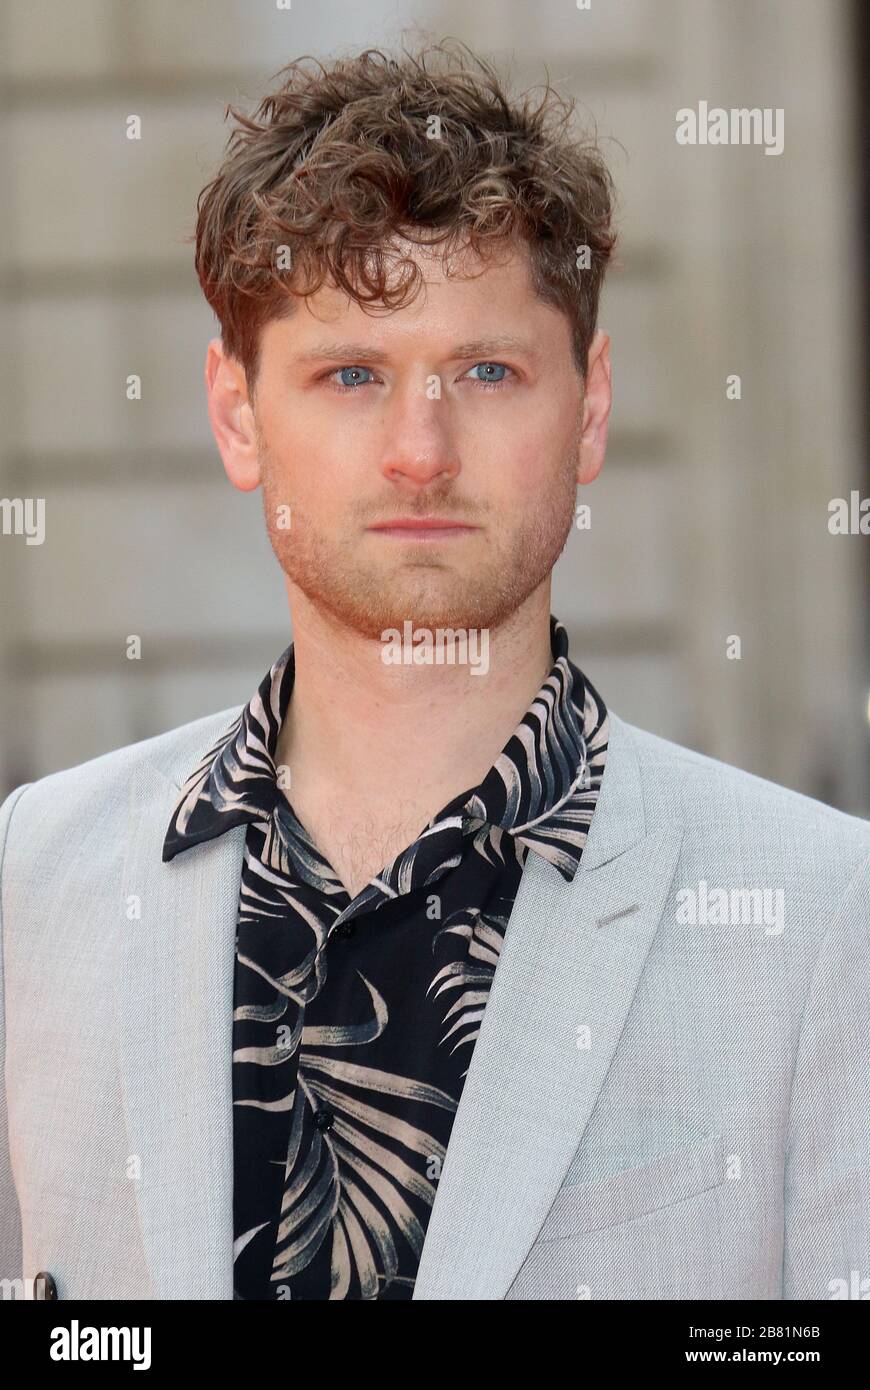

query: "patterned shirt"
xmin=163 ymin=614 xmax=609 ymax=1300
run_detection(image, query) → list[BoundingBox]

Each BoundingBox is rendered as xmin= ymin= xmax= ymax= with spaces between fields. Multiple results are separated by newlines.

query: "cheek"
xmin=496 ymin=439 xmax=573 ymax=495
xmin=483 ymin=393 xmax=576 ymax=467
xmin=267 ymin=458 xmax=359 ymax=536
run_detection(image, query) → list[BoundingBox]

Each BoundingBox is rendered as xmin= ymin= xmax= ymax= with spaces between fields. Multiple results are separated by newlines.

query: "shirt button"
xmin=331 ymin=922 xmax=356 ymax=942
xmin=313 ymin=1109 xmax=335 ymax=1132
xmin=33 ymin=1271 xmax=58 ymax=1301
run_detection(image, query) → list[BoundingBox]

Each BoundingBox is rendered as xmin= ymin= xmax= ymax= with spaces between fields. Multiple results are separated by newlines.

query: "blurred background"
xmin=1 ymin=0 xmax=867 ymax=813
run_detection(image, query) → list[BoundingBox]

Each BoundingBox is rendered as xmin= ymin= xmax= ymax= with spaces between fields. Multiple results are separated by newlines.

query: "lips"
xmin=368 ymin=518 xmax=476 ymax=530
xmin=367 ymin=518 xmax=477 ymax=540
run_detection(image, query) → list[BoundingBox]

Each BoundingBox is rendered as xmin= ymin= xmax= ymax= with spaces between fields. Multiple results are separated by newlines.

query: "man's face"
xmin=227 ymin=237 xmax=606 ymax=638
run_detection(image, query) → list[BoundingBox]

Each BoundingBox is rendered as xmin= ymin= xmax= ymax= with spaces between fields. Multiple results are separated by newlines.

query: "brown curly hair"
xmin=191 ymin=38 xmax=618 ymax=399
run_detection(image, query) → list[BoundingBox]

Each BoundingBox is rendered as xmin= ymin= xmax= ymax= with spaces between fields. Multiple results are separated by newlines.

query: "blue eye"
xmin=332 ymin=365 xmax=375 ymax=388
xmin=325 ymin=362 xmax=512 ymax=391
xmin=467 ymin=362 xmax=509 ymax=385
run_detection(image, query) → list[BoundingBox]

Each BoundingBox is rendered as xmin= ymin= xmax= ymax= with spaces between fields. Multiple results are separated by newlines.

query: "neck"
xmin=275 ymin=583 xmax=556 ymax=818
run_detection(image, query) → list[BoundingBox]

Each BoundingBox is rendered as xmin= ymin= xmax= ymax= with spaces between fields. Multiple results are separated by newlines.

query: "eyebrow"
xmin=293 ymin=334 xmax=540 ymax=365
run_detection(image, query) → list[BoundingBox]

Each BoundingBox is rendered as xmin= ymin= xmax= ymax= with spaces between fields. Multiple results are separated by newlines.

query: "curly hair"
xmin=191 ymin=38 xmax=618 ymax=398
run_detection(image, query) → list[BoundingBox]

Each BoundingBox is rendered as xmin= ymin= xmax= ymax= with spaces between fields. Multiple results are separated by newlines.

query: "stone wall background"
xmin=1 ymin=0 xmax=867 ymax=813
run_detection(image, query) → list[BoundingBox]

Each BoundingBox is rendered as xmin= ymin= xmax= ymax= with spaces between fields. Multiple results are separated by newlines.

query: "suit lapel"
xmin=412 ymin=714 xmax=684 ymax=1299
xmin=119 ymin=756 xmax=243 ymax=1299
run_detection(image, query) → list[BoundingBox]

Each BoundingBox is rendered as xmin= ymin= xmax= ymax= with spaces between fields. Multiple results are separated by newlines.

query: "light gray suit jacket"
xmin=1 ymin=707 xmax=868 ymax=1300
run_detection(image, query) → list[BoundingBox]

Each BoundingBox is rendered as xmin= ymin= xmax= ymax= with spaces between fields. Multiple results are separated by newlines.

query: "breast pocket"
xmin=533 ymin=1132 xmax=727 ymax=1244
xmin=508 ymin=1133 xmax=729 ymax=1300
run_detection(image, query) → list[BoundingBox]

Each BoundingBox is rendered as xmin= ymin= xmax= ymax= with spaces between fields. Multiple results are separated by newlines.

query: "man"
xmin=1 ymin=42 xmax=868 ymax=1302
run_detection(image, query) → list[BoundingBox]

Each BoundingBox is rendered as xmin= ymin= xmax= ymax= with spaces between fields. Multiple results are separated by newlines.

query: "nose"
xmin=379 ymin=383 xmax=460 ymax=488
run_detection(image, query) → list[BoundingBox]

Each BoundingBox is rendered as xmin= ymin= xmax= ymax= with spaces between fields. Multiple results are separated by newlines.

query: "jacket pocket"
xmin=534 ymin=1132 xmax=727 ymax=1244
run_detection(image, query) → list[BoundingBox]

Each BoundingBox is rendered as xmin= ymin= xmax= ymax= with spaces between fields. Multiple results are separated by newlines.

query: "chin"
xmin=284 ymin=548 xmax=536 ymax=640
xmin=351 ymin=589 xmax=522 ymax=641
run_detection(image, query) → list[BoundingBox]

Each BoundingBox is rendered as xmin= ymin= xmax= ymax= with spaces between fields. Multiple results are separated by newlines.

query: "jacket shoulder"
xmin=0 ymin=704 xmax=243 ymax=844
xmin=612 ymin=713 xmax=870 ymax=876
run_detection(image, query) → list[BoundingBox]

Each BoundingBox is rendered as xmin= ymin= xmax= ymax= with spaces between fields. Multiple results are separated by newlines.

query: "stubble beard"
xmin=260 ymin=445 xmax=579 ymax=641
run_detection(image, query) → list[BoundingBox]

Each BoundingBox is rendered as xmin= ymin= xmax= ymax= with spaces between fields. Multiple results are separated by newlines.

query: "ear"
xmin=205 ymin=338 xmax=262 ymax=492
xmin=576 ymin=329 xmax=612 ymax=486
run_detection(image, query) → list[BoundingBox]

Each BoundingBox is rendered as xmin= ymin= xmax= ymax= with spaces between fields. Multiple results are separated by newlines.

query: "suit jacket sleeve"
xmin=0 ymin=784 xmax=30 ymax=1294
xmin=782 ymin=849 xmax=870 ymax=1298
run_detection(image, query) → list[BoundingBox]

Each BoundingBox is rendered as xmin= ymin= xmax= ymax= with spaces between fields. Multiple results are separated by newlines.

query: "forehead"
xmin=376 ymin=230 xmax=532 ymax=285
xmin=263 ymin=233 xmax=555 ymax=351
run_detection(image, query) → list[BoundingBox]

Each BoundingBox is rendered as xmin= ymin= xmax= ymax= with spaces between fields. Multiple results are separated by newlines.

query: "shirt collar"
xmin=163 ymin=615 xmax=608 ymax=882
